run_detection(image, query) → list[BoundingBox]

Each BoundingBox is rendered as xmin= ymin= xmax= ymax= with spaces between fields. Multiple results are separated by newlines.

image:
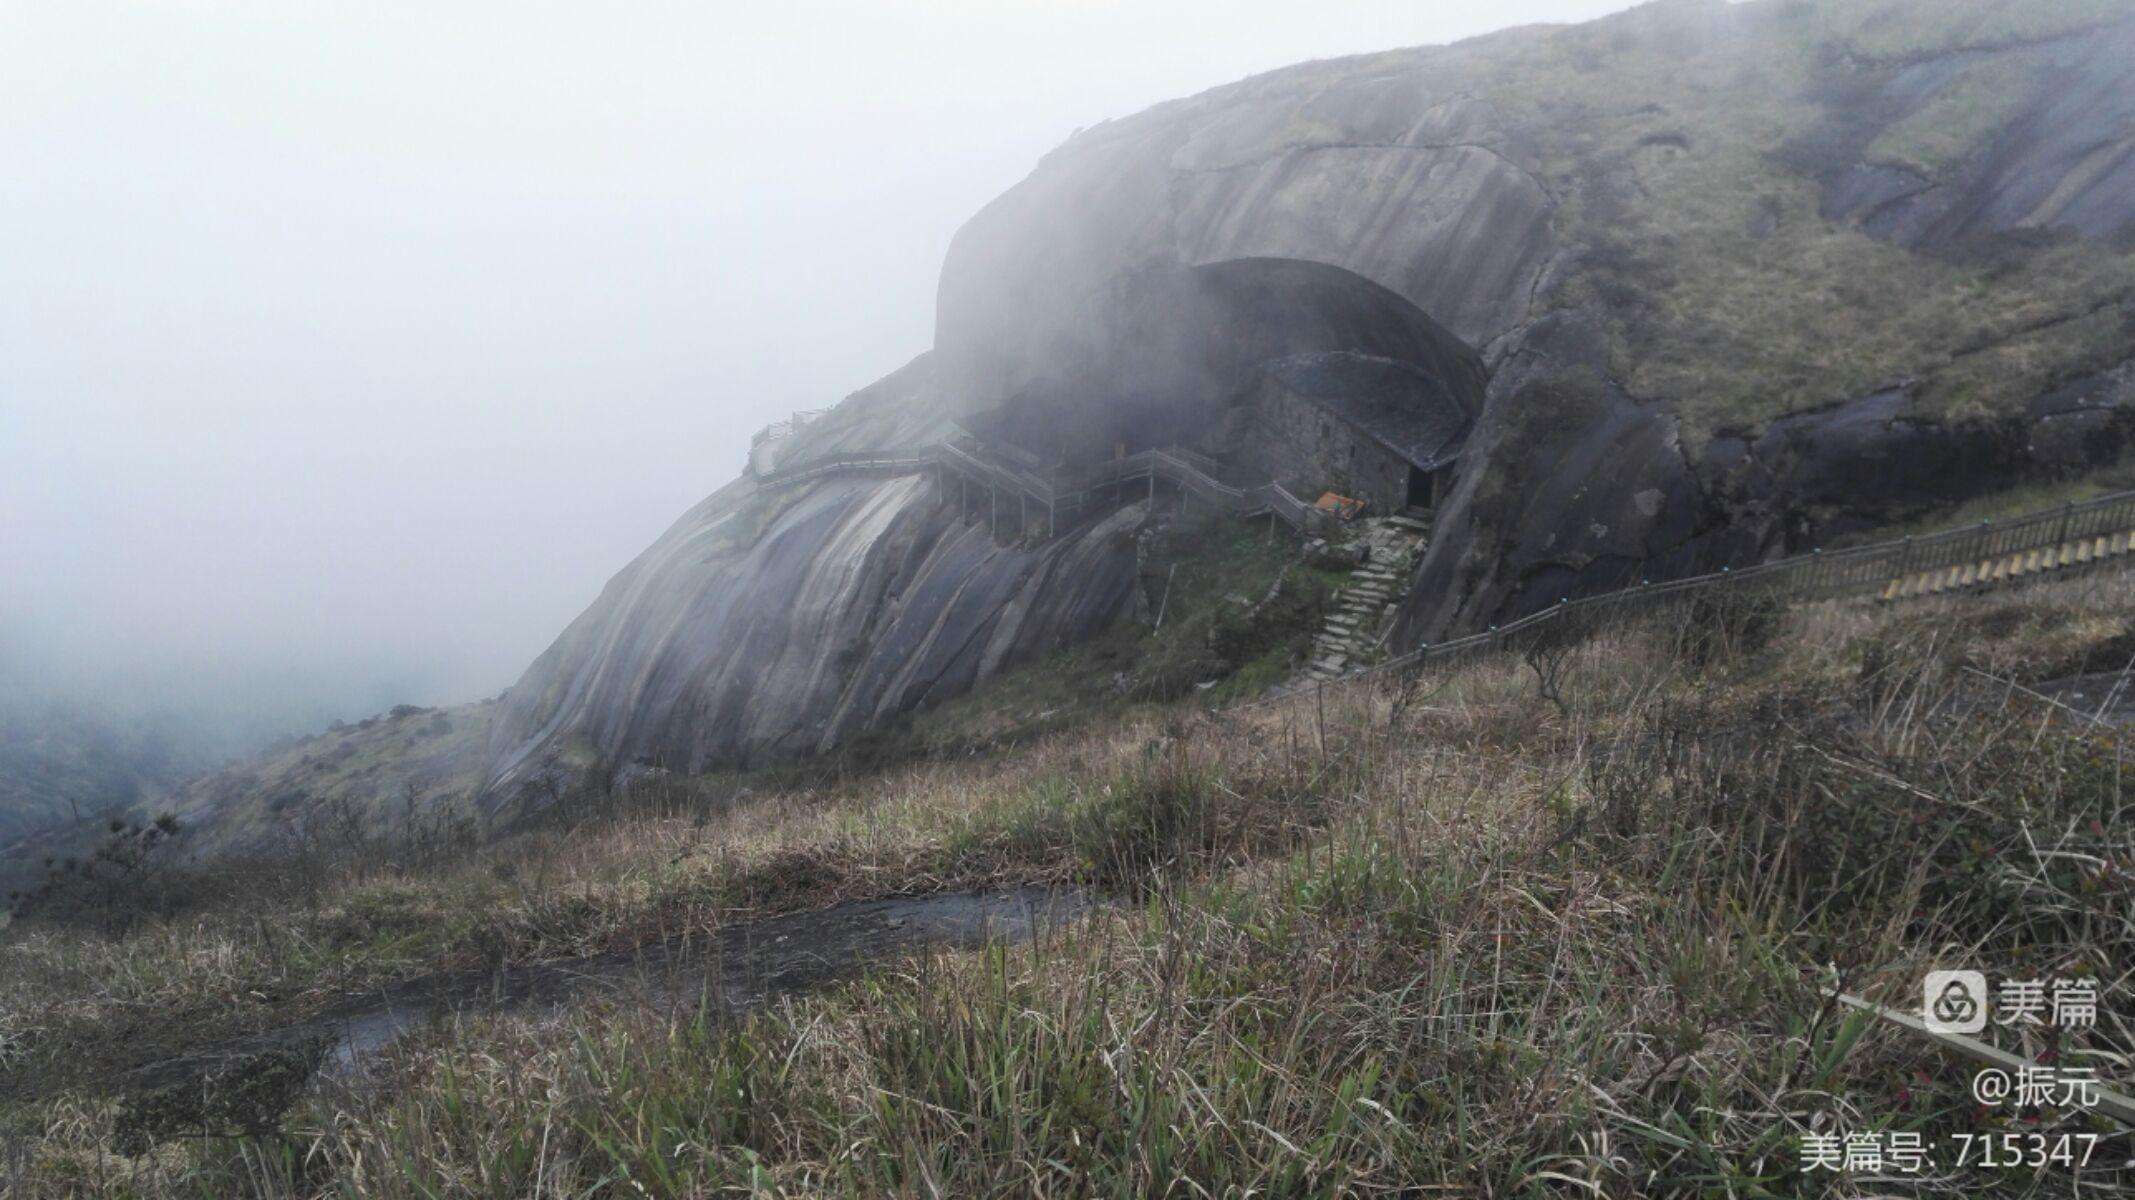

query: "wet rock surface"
xmin=487 ymin=465 xmax=1144 ymax=791
xmin=1395 ymin=309 xmax=1727 ymax=643
xmin=2022 ymin=671 xmax=2135 ymax=726
xmin=1397 ymin=320 xmax=2135 ymax=641
xmin=100 ymin=888 xmax=1085 ymax=1146
xmin=1804 ymin=19 xmax=2135 ymax=249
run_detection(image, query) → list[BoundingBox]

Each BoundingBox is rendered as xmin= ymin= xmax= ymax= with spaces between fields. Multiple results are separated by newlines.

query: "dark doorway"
xmin=1405 ymin=465 xmax=1433 ymax=510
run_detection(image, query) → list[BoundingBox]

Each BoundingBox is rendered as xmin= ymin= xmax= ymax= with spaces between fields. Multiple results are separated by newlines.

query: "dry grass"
xmin=5 ymin=570 xmax=2134 ymax=1195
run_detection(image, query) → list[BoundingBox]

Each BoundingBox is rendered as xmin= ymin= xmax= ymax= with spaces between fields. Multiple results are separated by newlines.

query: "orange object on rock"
xmin=1314 ymin=492 xmax=1367 ymax=521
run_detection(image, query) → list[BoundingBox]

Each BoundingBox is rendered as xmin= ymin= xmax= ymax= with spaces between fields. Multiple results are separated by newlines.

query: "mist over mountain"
xmin=14 ymin=0 xmax=2134 ymax=859
xmin=6 ymin=1 xmax=1632 ymax=853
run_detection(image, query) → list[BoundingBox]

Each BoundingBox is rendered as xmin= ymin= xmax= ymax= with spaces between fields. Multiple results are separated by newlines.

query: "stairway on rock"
xmin=1881 ymin=528 xmax=2135 ymax=600
xmin=1306 ymin=515 xmax=1431 ymax=681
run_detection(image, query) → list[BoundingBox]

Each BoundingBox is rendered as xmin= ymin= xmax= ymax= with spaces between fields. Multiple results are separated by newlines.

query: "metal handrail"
xmin=760 ymin=434 xmax=1341 ymax=535
xmin=753 ymin=450 xmax=934 ymax=488
xmin=1209 ymin=487 xmax=2135 ymax=712
xmin=1368 ymin=491 xmax=2135 ymax=679
xmin=751 ymin=414 xmax=2135 ymax=703
xmin=748 ymin=408 xmax=830 ymax=449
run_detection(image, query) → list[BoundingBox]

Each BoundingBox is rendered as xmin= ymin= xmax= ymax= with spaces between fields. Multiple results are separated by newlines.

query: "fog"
xmin=2 ymin=0 xmax=1630 ymax=755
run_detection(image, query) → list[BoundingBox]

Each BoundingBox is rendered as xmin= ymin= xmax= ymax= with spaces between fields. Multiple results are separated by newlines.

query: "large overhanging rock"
xmin=985 ymin=257 xmax=1485 ymax=464
xmin=934 ymin=69 xmax=1556 ymax=405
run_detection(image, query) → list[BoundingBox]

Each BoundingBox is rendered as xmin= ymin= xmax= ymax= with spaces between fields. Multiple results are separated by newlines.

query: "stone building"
xmin=1234 ymin=350 xmax=1475 ymax=518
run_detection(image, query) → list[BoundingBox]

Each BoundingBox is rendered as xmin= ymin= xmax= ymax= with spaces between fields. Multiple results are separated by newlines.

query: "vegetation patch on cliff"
xmin=878 ymin=510 xmax=1338 ymax=757
xmin=1479 ymin=0 xmax=2135 ymax=442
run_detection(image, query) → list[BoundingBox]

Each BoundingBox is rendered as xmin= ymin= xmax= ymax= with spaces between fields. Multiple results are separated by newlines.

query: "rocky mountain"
xmin=479 ymin=0 xmax=2135 ymax=790
xmin=484 ymin=257 xmax=1483 ymax=787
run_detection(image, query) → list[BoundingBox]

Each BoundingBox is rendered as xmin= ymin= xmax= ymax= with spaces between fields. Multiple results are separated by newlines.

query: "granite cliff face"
xmin=484 ymin=356 xmax=1139 ymax=786
xmin=485 ymin=257 xmax=1489 ymax=788
xmin=490 ymin=462 xmax=1144 ymax=783
xmin=488 ymin=0 xmax=2135 ymax=788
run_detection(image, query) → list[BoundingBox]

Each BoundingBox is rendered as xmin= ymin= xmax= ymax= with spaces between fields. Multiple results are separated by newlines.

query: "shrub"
xmin=5 ymin=813 xmax=188 ymax=931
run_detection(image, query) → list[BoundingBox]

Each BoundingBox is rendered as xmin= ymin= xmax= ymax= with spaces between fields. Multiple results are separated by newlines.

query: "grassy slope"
xmin=155 ymin=700 xmax=501 ymax=861
xmin=4 ymin=554 xmax=2131 ymax=1194
xmin=1 ymin=700 xmax=501 ymax=905
xmin=1447 ymin=0 xmax=2135 ymax=444
xmin=0 ymin=511 xmax=1333 ymax=1101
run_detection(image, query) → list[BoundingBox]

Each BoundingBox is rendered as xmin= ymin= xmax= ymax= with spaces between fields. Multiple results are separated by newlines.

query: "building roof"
xmin=1262 ymin=351 xmax=1475 ymax=472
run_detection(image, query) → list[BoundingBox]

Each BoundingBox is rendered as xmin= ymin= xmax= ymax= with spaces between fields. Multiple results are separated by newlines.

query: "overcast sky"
xmin=1 ymin=0 xmax=1632 ymax=740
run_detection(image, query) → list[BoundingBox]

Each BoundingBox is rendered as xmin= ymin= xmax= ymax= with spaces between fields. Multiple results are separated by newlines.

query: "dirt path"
xmin=91 ymin=887 xmax=1085 ymax=1148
